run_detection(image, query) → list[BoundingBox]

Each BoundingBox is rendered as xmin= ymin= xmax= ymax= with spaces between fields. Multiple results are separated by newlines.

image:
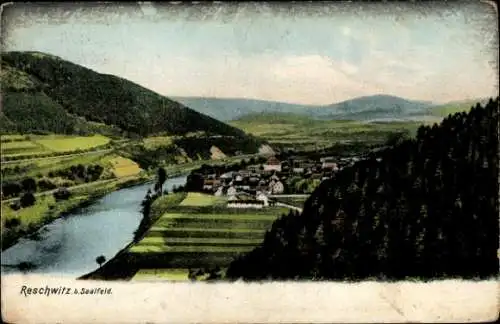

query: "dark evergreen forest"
xmin=227 ymin=98 xmax=499 ymax=281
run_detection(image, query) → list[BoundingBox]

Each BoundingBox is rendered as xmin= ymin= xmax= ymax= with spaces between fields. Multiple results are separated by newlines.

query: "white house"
xmin=227 ymin=186 xmax=237 ymax=196
xmin=214 ymin=186 xmax=224 ymax=197
xmin=220 ymin=172 xmax=234 ymax=180
xmin=269 ymin=180 xmax=285 ymax=194
xmin=256 ymin=191 xmax=269 ymax=207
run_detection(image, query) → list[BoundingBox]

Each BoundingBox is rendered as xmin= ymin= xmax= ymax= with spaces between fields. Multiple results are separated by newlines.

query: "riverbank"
xmin=1 ymin=174 xmax=150 ymax=252
xmin=80 ymin=192 xmax=292 ymax=282
xmin=0 ymin=157 xmax=205 ymax=253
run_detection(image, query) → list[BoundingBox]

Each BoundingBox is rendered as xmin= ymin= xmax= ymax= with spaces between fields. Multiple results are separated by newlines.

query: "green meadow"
xmin=1 ymin=134 xmax=111 ymax=160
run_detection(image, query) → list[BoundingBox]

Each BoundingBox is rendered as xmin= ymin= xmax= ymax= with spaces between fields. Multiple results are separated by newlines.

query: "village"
xmin=192 ymin=153 xmax=365 ymax=209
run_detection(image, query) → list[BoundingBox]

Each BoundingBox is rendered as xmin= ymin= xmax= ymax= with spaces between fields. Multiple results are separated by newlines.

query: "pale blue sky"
xmin=3 ymin=2 xmax=498 ymax=104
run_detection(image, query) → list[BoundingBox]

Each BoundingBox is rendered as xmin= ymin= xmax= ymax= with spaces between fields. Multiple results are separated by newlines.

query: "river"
xmin=1 ymin=175 xmax=187 ymax=278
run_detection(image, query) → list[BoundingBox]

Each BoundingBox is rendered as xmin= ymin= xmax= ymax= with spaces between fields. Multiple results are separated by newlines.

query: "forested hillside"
xmin=227 ymin=98 xmax=499 ymax=281
xmin=0 ymin=51 xmax=249 ymax=139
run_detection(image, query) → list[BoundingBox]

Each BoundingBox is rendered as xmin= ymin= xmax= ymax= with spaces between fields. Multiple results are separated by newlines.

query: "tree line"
xmin=134 ymin=167 xmax=168 ymax=242
xmin=226 ymin=98 xmax=499 ymax=281
xmin=1 ymin=164 xmax=104 ymax=199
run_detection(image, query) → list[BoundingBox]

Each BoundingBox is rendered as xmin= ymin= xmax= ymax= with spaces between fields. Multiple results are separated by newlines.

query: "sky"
xmin=2 ymin=2 xmax=498 ymax=105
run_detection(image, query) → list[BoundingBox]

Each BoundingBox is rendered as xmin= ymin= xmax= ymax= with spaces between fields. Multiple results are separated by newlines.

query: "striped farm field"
xmin=148 ymin=227 xmax=267 ymax=239
xmin=1 ymin=134 xmax=111 ymax=160
xmin=1 ymin=134 xmax=28 ymax=142
xmin=137 ymin=236 xmax=263 ymax=246
xmin=108 ymin=156 xmax=142 ymax=178
xmin=154 ymin=217 xmax=277 ymax=231
xmin=1 ymin=140 xmax=47 ymax=155
xmin=127 ymin=199 xmax=289 ymax=281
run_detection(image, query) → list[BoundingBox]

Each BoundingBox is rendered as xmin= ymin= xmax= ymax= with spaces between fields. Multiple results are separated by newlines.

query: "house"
xmin=320 ymin=156 xmax=335 ymax=163
xmin=269 ymin=180 xmax=285 ymax=194
xmin=292 ymin=166 xmax=305 ymax=174
xmin=214 ymin=186 xmax=225 ymax=197
xmin=248 ymin=176 xmax=260 ymax=184
xmin=220 ymin=171 xmax=235 ymax=180
xmin=256 ymin=191 xmax=269 ymax=207
xmin=227 ymin=186 xmax=237 ymax=196
xmin=239 ymin=170 xmax=250 ymax=178
xmin=203 ymin=179 xmax=220 ymax=191
xmin=322 ymin=161 xmax=338 ymax=171
xmin=263 ymin=156 xmax=282 ymax=172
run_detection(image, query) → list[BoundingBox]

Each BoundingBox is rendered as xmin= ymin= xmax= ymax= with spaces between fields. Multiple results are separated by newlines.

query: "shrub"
xmin=53 ymin=187 xmax=71 ymax=201
xmin=20 ymin=192 xmax=36 ymax=207
xmin=5 ymin=218 xmax=21 ymax=228
xmin=9 ymin=201 xmax=21 ymax=211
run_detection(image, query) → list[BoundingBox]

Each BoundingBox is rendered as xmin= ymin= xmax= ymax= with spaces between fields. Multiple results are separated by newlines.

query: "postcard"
xmin=1 ymin=1 xmax=498 ymax=323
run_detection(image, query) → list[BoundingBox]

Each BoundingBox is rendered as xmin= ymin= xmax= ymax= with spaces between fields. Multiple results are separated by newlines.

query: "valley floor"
xmin=80 ymin=192 xmax=294 ymax=281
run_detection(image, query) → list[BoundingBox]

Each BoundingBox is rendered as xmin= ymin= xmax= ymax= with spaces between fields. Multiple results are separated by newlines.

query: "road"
xmin=275 ymin=202 xmax=303 ymax=213
xmin=268 ymin=194 xmax=310 ymax=198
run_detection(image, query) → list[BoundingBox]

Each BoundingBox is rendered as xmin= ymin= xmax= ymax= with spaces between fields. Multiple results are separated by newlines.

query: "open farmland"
xmin=129 ymin=194 xmax=289 ymax=281
xmin=107 ymin=156 xmax=142 ymax=178
xmin=0 ymin=135 xmax=28 ymax=142
xmin=230 ymin=113 xmax=423 ymax=150
xmin=34 ymin=134 xmax=110 ymax=152
xmin=1 ymin=134 xmax=111 ymax=160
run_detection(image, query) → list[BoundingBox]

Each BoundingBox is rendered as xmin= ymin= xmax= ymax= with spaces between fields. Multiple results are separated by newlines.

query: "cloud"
xmin=341 ymin=26 xmax=351 ymax=36
xmin=3 ymin=3 xmax=497 ymax=105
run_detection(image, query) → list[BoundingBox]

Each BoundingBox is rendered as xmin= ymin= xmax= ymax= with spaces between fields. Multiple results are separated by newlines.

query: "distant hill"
xmin=314 ymin=94 xmax=433 ymax=120
xmin=0 ymin=51 xmax=250 ymax=139
xmin=170 ymin=96 xmax=317 ymax=122
xmin=173 ymin=95 xmax=435 ymax=122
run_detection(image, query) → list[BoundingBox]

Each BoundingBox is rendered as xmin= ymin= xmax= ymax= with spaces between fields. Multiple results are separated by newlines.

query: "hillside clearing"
xmin=34 ymin=135 xmax=110 ymax=152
